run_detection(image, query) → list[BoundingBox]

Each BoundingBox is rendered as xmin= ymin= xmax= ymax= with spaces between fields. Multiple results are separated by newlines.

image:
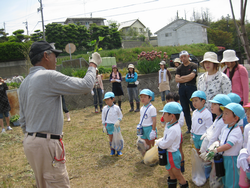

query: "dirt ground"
xmin=1 ymin=96 xmax=212 ymax=188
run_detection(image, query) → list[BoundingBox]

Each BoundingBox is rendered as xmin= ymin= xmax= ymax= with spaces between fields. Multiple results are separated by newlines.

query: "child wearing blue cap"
xmin=207 ymin=103 xmax=244 ymax=188
xmin=162 ymin=92 xmax=185 ymax=172
xmin=200 ymin=94 xmax=231 ymax=153
xmin=190 ymin=90 xmax=213 ymax=154
xmin=137 ymin=89 xmax=157 ymax=152
xmin=102 ymin=92 xmax=123 ymax=156
xmin=227 ymin=92 xmax=244 ymax=132
xmin=157 ymin=102 xmax=188 ymax=188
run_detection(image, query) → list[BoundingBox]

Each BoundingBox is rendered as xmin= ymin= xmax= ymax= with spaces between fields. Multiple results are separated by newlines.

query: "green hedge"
xmin=56 ymin=43 xmax=218 ymax=65
xmin=0 ymin=42 xmax=32 ymax=62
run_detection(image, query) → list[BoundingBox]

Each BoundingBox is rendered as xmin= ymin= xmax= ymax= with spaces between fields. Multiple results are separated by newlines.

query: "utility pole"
xmin=23 ymin=21 xmax=29 ymax=36
xmin=3 ymin=22 xmax=6 ymax=33
xmin=38 ymin=0 xmax=45 ymax=41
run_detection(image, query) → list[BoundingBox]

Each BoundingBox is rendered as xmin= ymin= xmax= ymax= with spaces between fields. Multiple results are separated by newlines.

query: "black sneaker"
xmin=185 ymin=130 xmax=191 ymax=134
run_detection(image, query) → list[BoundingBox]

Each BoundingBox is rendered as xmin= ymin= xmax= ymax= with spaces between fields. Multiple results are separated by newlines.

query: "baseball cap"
xmin=29 ymin=41 xmax=62 ymax=61
xmin=227 ymin=93 xmax=241 ymax=104
xmin=208 ymin=94 xmax=231 ymax=106
xmin=220 ymin=103 xmax=245 ymax=120
xmin=190 ymin=90 xmax=206 ymax=101
xmin=159 ymin=102 xmax=183 ymax=114
xmin=139 ymin=89 xmax=155 ymax=101
xmin=103 ymin=92 xmax=115 ymax=100
xmin=179 ymin=50 xmax=189 ymax=57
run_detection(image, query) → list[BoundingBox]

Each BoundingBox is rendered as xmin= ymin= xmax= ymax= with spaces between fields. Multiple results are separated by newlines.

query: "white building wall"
xmin=156 ymin=20 xmax=208 ymax=46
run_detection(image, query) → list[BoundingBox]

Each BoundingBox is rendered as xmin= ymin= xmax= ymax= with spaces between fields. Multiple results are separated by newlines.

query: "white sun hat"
xmin=200 ymin=52 xmax=219 ymax=66
xmin=221 ymin=49 xmax=239 ymax=63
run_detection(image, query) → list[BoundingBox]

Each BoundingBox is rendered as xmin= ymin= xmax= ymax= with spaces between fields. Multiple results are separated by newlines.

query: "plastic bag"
xmin=191 ymin=148 xmax=206 ymax=186
xmin=144 ymin=145 xmax=159 ymax=165
xmin=136 ymin=136 xmax=147 ymax=156
xmin=111 ymin=127 xmax=124 ymax=151
xmin=209 ymin=163 xmax=223 ymax=188
xmin=200 ymin=137 xmax=209 ymax=154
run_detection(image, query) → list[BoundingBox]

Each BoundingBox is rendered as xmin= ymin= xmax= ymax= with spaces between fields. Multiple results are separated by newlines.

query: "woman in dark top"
xmin=0 ymin=77 xmax=12 ymax=133
xmin=110 ymin=65 xmax=124 ymax=110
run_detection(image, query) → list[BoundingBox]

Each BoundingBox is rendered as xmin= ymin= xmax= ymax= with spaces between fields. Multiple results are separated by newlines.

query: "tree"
xmin=30 ymin=30 xmax=43 ymax=42
xmin=7 ymin=29 xmax=29 ymax=42
xmin=0 ymin=28 xmax=8 ymax=43
xmin=229 ymin=0 xmax=250 ymax=63
xmin=207 ymin=28 xmax=234 ymax=48
xmin=88 ymin=23 xmax=121 ymax=50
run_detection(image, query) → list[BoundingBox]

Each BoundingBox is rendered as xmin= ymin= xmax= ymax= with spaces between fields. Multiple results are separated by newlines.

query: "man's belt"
xmin=28 ymin=132 xmax=61 ymax=139
xmin=180 ymin=83 xmax=196 ymax=86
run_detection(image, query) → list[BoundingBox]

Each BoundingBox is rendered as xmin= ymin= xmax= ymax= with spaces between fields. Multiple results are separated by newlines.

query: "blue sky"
xmin=0 ymin=0 xmax=246 ymax=36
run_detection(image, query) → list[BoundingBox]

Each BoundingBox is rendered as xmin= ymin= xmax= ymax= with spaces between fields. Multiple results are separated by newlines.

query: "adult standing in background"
xmin=197 ymin=52 xmax=231 ymax=115
xmin=19 ymin=41 xmax=101 ymax=188
xmin=61 ymin=95 xmax=71 ymax=121
xmin=158 ymin=60 xmax=171 ymax=107
xmin=0 ymin=77 xmax=12 ymax=133
xmin=222 ymin=49 xmax=249 ymax=105
xmin=125 ymin=64 xmax=140 ymax=112
xmin=91 ymin=67 xmax=104 ymax=113
xmin=110 ymin=65 xmax=124 ymax=110
xmin=175 ymin=50 xmax=198 ymax=133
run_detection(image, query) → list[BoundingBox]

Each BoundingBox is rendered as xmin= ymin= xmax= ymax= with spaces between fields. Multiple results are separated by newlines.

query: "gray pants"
xmin=127 ymin=87 xmax=140 ymax=103
xmin=93 ymin=88 xmax=103 ymax=108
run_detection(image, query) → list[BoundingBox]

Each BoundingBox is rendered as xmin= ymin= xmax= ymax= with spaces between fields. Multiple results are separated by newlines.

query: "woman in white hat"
xmin=222 ymin=49 xmax=249 ymax=106
xmin=158 ymin=61 xmax=171 ymax=106
xmin=198 ymin=52 xmax=231 ymax=114
xmin=125 ymin=64 xmax=140 ymax=112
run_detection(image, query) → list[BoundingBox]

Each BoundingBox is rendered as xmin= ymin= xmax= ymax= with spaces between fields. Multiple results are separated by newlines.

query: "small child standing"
xmin=210 ymin=103 xmax=244 ymax=188
xmin=190 ymin=90 xmax=213 ymax=154
xmin=102 ymin=92 xmax=123 ymax=156
xmin=138 ymin=89 xmax=157 ymax=150
xmin=163 ymin=92 xmax=185 ymax=172
xmin=157 ymin=102 xmax=188 ymax=187
xmin=227 ymin=92 xmax=244 ymax=133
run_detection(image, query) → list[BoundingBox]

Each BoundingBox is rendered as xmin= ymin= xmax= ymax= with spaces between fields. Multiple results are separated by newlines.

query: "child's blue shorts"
xmin=141 ymin=126 xmax=157 ymax=140
xmin=165 ymin=149 xmax=181 ymax=170
xmin=105 ymin=123 xmax=120 ymax=135
xmin=192 ymin=133 xmax=203 ymax=149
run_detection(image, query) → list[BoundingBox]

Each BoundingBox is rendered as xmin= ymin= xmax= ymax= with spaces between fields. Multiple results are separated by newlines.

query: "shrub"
xmin=136 ymin=50 xmax=168 ymax=74
xmin=6 ymin=82 xmax=21 ymax=89
xmin=72 ymin=68 xmax=88 ymax=78
xmin=10 ymin=114 xmax=20 ymax=123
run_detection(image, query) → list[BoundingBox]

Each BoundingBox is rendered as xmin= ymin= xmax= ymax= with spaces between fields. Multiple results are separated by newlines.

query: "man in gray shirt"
xmin=19 ymin=41 xmax=101 ymax=188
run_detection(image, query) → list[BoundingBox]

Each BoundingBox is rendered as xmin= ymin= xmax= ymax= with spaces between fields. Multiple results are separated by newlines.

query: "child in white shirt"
xmin=190 ymin=90 xmax=213 ymax=154
xmin=209 ymin=103 xmax=244 ymax=188
xmin=138 ymin=89 xmax=157 ymax=150
xmin=102 ymin=92 xmax=123 ymax=156
xmin=157 ymin=102 xmax=188 ymax=188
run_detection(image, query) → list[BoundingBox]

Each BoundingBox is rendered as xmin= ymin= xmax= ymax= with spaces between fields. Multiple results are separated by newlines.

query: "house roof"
xmin=154 ymin=19 xmax=208 ymax=34
xmin=118 ymin=19 xmax=146 ymax=30
xmin=64 ymin=17 xmax=106 ymax=23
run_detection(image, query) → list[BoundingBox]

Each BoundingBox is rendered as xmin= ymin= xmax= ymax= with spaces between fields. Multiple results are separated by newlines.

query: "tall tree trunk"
xmin=229 ymin=0 xmax=250 ymax=64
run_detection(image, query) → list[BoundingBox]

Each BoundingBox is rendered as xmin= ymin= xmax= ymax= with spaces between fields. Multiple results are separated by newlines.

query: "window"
xmin=86 ymin=22 xmax=89 ymax=25
xmin=165 ymin=33 xmax=172 ymax=37
xmin=139 ymin=28 xmax=144 ymax=32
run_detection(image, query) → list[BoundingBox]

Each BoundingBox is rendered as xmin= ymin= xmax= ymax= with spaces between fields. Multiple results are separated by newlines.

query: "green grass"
xmin=0 ymin=96 xmax=211 ymax=188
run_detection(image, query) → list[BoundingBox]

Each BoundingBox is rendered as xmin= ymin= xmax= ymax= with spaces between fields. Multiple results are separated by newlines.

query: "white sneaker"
xmin=7 ymin=126 xmax=12 ymax=130
xmin=1 ymin=128 xmax=6 ymax=133
xmin=67 ymin=118 xmax=71 ymax=122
